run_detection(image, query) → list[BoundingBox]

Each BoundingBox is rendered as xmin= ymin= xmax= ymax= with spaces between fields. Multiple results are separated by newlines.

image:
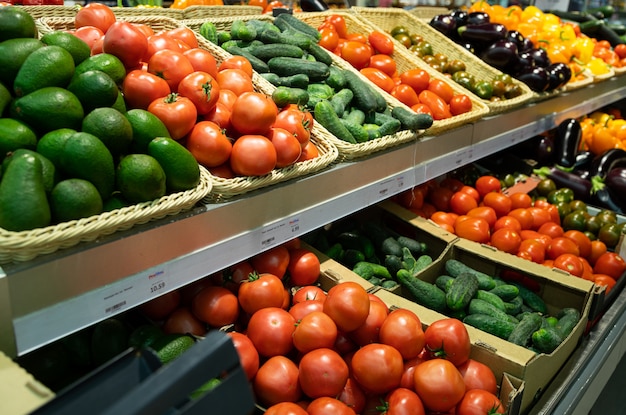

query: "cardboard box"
xmin=0 ymin=352 xmax=54 ymax=415
xmin=375 ymin=238 xmax=593 ymax=414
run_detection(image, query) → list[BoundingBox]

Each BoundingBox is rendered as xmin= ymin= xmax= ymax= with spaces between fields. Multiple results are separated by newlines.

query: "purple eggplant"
xmin=430 ymin=14 xmax=458 ymax=38
xmin=450 ymin=9 xmax=469 ymax=27
xmin=458 ymin=23 xmax=507 ymax=45
xmin=590 ymin=175 xmax=625 ymax=213
xmin=529 ymin=48 xmax=551 ymax=68
xmin=546 ymin=62 xmax=572 ymax=91
xmin=553 ymin=118 xmax=582 ymax=168
xmin=480 ymin=40 xmax=518 ymax=70
xmin=536 ymin=134 xmax=555 ymax=165
xmin=467 ymin=11 xmax=490 ymax=25
xmin=516 ymin=66 xmax=549 ymax=92
xmin=534 ymin=166 xmax=592 ymax=201
xmin=590 ymin=148 xmax=626 ymax=178
xmin=516 ymin=51 xmax=535 ymax=71
xmin=606 ymin=167 xmax=626 ymax=191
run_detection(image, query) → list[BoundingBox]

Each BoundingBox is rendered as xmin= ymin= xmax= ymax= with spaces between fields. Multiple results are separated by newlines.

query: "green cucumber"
xmin=268 ymin=57 xmax=330 ymax=82
xmin=363 ymin=124 xmax=382 ymax=140
xmin=340 ymin=119 xmax=369 ymax=143
xmin=306 ymin=42 xmax=333 ymax=66
xmin=260 ymin=73 xmax=310 ymax=89
xmin=531 ymin=327 xmax=563 ymax=353
xmin=445 ymin=259 xmax=496 ymax=290
xmin=249 ymin=43 xmax=304 ymax=61
xmin=396 ymin=236 xmax=425 ymax=256
xmin=397 ymin=269 xmax=447 ymax=312
xmin=314 ymin=100 xmax=356 ymax=144
xmin=246 ymin=19 xmax=279 ymax=34
xmin=199 ymin=21 xmax=218 ymax=43
xmin=343 ymin=249 xmax=366 ymax=268
xmin=381 ymin=279 xmax=399 ymax=290
xmin=381 ymin=237 xmax=403 ymax=257
xmin=503 ymin=295 xmax=523 ymax=316
xmin=435 ymin=274 xmax=455 ymax=292
xmin=468 ymin=298 xmax=509 ymax=321
xmin=330 ymin=88 xmax=354 ymax=118
xmin=217 ymin=31 xmax=231 ymax=45
xmin=324 ymin=242 xmax=343 ymax=260
xmin=475 ymin=289 xmax=506 ymax=312
xmin=352 ymin=261 xmax=392 ymax=280
xmin=336 ymin=231 xmax=375 ymax=259
xmin=463 ymin=314 xmax=517 ymax=340
xmin=326 ymin=65 xmax=346 ymax=90
xmin=274 ymin=13 xmax=321 ymax=40
xmin=446 ymin=272 xmax=480 ymax=311
xmin=391 ymin=106 xmax=433 ymax=131
xmin=384 ymin=254 xmax=404 ymax=278
xmin=511 ymin=282 xmax=547 ymax=314
xmin=489 ymin=284 xmax=520 ymax=302
xmin=230 ymin=20 xmax=257 ymax=42
xmin=220 ymin=45 xmax=269 ymax=73
xmin=343 ymin=108 xmax=366 ymax=125
xmin=272 ymin=86 xmax=309 ymax=107
xmin=508 ymin=312 xmax=543 ymax=346
xmin=257 ymin=28 xmax=311 ymax=49
xmin=343 ymin=70 xmax=379 ymax=114
xmin=555 ymin=308 xmax=581 ymax=339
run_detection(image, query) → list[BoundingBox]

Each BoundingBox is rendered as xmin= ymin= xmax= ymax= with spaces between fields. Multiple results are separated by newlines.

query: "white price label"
xmin=102 ymin=284 xmax=134 ymax=315
xmin=260 ymin=215 xmax=302 ymax=249
xmin=370 ymin=174 xmax=406 ymax=203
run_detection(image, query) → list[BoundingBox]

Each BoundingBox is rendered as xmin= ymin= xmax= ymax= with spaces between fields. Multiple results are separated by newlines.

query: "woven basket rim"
xmin=0 ymin=167 xmax=213 ymax=263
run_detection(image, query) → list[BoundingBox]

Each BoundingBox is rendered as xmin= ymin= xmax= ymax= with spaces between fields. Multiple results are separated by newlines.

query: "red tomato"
xmin=74 ymin=3 xmax=116 ymax=34
xmin=307 ymin=397 xmax=356 ymax=415
xmin=145 ymin=33 xmax=182 ymax=61
xmin=231 ymin=91 xmax=278 ymax=136
xmin=319 ymin=25 xmax=339 ymax=51
xmin=292 ymin=311 xmax=338 ymax=353
xmin=299 ymin=348 xmax=349 ymax=399
xmin=475 ymin=175 xmax=502 ymax=197
xmin=379 ymin=308 xmax=425 ymax=360
xmin=493 ymin=215 xmax=522 ymax=233
xmin=413 ymin=359 xmax=466 ymax=413
xmin=185 ymin=120 xmax=232 ymax=168
xmin=418 ymin=90 xmax=451 ymax=120
xmin=298 ymin=140 xmax=320 ymax=162
xmin=250 ymin=245 xmax=290 ymax=278
xmin=191 ymin=285 xmax=239 ymax=327
xmin=546 ymin=236 xmax=580 ymax=259
xmin=167 ymin=26 xmax=198 ymax=49
xmin=177 ymin=71 xmax=220 ymax=115
xmin=427 ymin=79 xmax=454 ymax=103
xmin=218 ymin=55 xmax=253 ymax=76
xmin=147 ymin=93 xmax=197 ymax=140
xmin=341 ymin=40 xmax=372 ymax=70
xmin=202 ymin=102 xmax=231 ymax=130
xmin=323 ymin=281 xmax=370 ymax=332
xmin=368 ymin=31 xmax=394 ymax=55
xmin=139 ymin=290 xmax=180 ymax=320
xmin=230 ymin=134 xmax=277 ymax=176
xmin=264 ymin=402 xmax=308 ymax=415
xmin=247 ymin=307 xmax=296 ymax=357
xmin=361 ymin=67 xmax=395 ymax=93
xmin=400 ymin=354 xmax=427 ymax=390
xmin=253 ymin=355 xmax=302 ymax=407
xmin=449 ymin=190 xmax=479 ymax=215
xmin=133 ymin=23 xmax=154 ymax=39
xmin=292 ymin=285 xmax=326 ymax=304
xmin=162 ymin=306 xmax=206 ymax=336
xmin=349 ymin=299 xmax=389 ymax=346
xmin=400 ymin=69 xmax=430 ymax=94
xmin=147 ymin=49 xmax=195 ymax=92
xmin=427 ymin=185 xmax=454 ymax=211
xmin=102 ymin=21 xmax=148 ymax=69
xmin=490 ymin=227 xmax=522 ymax=254
xmin=218 ymin=88 xmax=238 ymax=111
xmin=563 ymin=230 xmax=592 ymax=259
xmin=215 ymin=68 xmax=254 ymax=96
xmin=351 ymin=343 xmax=404 ymax=395
xmin=122 ymin=69 xmax=171 ymax=110
xmin=384 ymin=387 xmax=426 ymax=415
xmin=391 ymin=84 xmax=420 ymax=107
xmin=538 ymin=221 xmax=565 ymax=239
xmin=268 ymin=127 xmax=302 ymax=168
xmin=449 ymin=94 xmax=473 ymax=115
xmin=509 ymin=208 xmax=535 ymax=230
xmin=482 ymin=192 xmax=513 ymax=217
xmin=517 ymin=239 xmax=546 ymax=264
xmin=238 ymin=272 xmax=285 ymax=315
xmin=509 ymin=192 xmax=533 ymax=209
xmin=325 ymin=15 xmax=348 ymax=38
xmin=273 ymin=109 xmax=312 ymax=148
xmin=338 ymin=377 xmax=367 ymax=414
xmin=456 ymin=389 xmax=505 ymax=415
xmin=369 ymin=54 xmax=397 ymax=77
xmin=594 ymin=274 xmax=617 ymax=293
xmin=287 ymin=248 xmax=321 ymax=286
xmin=73 ymin=26 xmax=104 ymax=50
xmin=411 ymin=103 xmax=434 ymax=117
xmin=467 ymin=206 xmax=498 ymax=229
xmin=457 ymin=359 xmax=498 ymax=395
xmin=183 ymin=48 xmax=218 ymax=78
xmin=288 ymin=300 xmax=325 ymax=321
xmin=593 ymin=251 xmax=626 ymax=279
xmin=455 ymin=215 xmax=491 ymax=244
xmin=227 ymin=332 xmax=260 ymax=381
xmin=423 ymin=318 xmax=471 ymax=366
xmin=219 ymin=260 xmax=254 ymax=294
xmin=527 ymin=206 xmax=553 ymax=230
xmin=589 ymin=240 xmax=608 ymax=266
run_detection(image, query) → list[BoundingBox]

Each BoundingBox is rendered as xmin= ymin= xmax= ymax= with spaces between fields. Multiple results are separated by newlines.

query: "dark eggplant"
xmin=590 ymin=175 xmax=625 ymax=213
xmin=480 ymin=40 xmax=518 ymax=70
xmin=458 ymin=23 xmax=507 ymax=45
xmin=574 ymin=151 xmax=594 ymax=172
xmin=536 ymin=134 xmax=555 ymax=165
xmin=450 ymin=9 xmax=469 ymax=27
xmin=553 ymin=118 xmax=582 ymax=168
xmin=505 ymin=30 xmax=525 ymax=50
xmin=546 ymin=62 xmax=572 ymax=91
xmin=534 ymin=166 xmax=592 ymax=201
xmin=516 ymin=66 xmax=550 ymax=92
xmin=516 ymin=51 xmax=535 ymax=71
xmin=529 ymin=48 xmax=551 ymax=68
xmin=467 ymin=11 xmax=490 ymax=26
xmin=590 ymin=148 xmax=626 ymax=178
xmin=430 ymin=14 xmax=458 ymax=38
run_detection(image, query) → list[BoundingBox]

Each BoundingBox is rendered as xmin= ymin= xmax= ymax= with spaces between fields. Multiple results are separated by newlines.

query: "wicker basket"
xmin=296 ymin=11 xmax=490 ymax=136
xmin=110 ymin=6 xmax=185 ymax=19
xmin=350 ymin=7 xmax=534 ymax=115
xmin=38 ymin=14 xmax=187 ymax=34
xmin=0 ymin=167 xmax=213 ymax=264
xmin=18 ymin=5 xmax=80 ymax=19
xmin=182 ymin=5 xmax=263 ymax=19
xmin=407 ymin=6 xmax=449 ymax=20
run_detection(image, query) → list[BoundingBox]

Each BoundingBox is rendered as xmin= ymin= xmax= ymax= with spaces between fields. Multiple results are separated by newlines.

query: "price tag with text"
xmin=260 ymin=215 xmax=302 ymax=249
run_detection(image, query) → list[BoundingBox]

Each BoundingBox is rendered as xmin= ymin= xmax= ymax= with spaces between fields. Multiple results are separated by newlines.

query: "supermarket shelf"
xmin=1 ymin=76 xmax=626 ymax=357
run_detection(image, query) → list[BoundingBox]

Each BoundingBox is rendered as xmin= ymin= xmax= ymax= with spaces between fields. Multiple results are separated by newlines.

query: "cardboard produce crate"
xmin=374 ymin=236 xmax=593 ymax=414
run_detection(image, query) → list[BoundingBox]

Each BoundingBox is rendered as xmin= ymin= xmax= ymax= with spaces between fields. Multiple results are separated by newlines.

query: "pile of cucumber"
xmin=199 ymin=14 xmax=433 ymax=144
xmin=400 ymin=258 xmax=580 ymax=354
xmin=302 ymin=219 xmax=433 ymax=291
